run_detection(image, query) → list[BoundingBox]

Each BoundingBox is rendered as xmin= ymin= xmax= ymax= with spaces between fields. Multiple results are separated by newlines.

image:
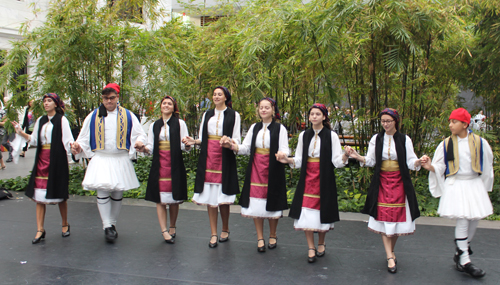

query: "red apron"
xmin=302 ymin=157 xmax=321 ymax=210
xmin=249 ymin=148 xmax=270 ymax=199
xmin=377 ymin=160 xmax=406 ymax=222
xmin=34 ymin=144 xmax=51 ymax=189
xmin=205 ymin=135 xmax=223 ymax=183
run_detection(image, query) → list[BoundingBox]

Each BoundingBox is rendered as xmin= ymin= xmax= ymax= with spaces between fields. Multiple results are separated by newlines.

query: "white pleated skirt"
xmin=368 ymin=198 xmax=416 ymax=236
xmin=438 ymin=175 xmax=493 ymax=219
xmin=31 ymin=189 xmax=65 ymax=204
xmin=294 ymin=208 xmax=334 ymax=232
xmin=241 ymin=197 xmax=282 ymax=219
xmin=82 ymin=151 xmax=140 ymax=191
xmin=160 ymin=192 xmax=183 ymax=205
xmin=192 ymin=183 xmax=235 ymax=207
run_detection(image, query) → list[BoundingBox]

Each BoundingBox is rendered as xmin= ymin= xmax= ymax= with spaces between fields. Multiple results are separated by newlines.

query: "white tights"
xmin=455 ymin=218 xmax=479 ymax=265
xmin=97 ymin=190 xmax=123 ymax=229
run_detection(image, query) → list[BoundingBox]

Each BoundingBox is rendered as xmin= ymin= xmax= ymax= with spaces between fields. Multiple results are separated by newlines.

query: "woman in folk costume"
xmin=346 ymin=108 xmax=423 ymax=273
xmin=71 ymin=83 xmax=147 ymax=242
xmin=223 ymin=98 xmax=289 ymax=252
xmin=277 ymin=103 xmax=350 ymax=263
xmin=143 ymin=96 xmax=191 ymax=244
xmin=421 ymin=108 xmax=493 ymax=278
xmin=182 ymin=86 xmax=241 ymax=248
xmin=12 ymin=94 xmax=74 ymax=243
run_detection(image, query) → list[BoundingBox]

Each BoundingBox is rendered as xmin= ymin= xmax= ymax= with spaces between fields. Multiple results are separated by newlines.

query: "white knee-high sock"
xmin=468 ymin=220 xmax=479 ymax=242
xmin=109 ymin=191 xmax=123 ymax=227
xmin=97 ymin=191 xmax=112 ymax=229
xmin=455 ymin=219 xmax=470 ymax=265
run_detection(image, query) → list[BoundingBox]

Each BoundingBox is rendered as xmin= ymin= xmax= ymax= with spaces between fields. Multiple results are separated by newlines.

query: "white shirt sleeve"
xmin=480 ymin=138 xmax=494 ymax=192
xmin=28 ymin=118 xmax=41 ymax=147
xmin=278 ymin=124 xmax=290 ymax=156
xmin=290 ymin=131 xmax=305 ymax=169
xmin=331 ymin=131 xmax=347 ymax=168
xmin=405 ymin=135 xmax=421 ymax=171
xmin=231 ymin=111 xmax=242 ymax=144
xmin=361 ymin=134 xmax=377 ymax=167
xmin=146 ymin=123 xmax=155 ymax=154
xmin=198 ymin=112 xmax=207 ymax=142
xmin=179 ymin=119 xmax=190 ymax=152
xmin=61 ymin=117 xmax=75 ymax=155
xmin=428 ymin=141 xmax=446 ymax=198
xmin=75 ymin=112 xmax=94 ymax=159
xmin=237 ymin=123 xmax=254 ymax=156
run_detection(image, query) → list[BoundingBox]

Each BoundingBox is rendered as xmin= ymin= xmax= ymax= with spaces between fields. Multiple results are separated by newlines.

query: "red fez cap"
xmin=104 ymin=83 xmax=120 ymax=94
xmin=449 ymin=108 xmax=471 ymax=125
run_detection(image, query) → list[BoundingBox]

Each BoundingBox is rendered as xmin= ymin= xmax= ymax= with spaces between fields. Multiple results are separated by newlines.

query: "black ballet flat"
xmin=308 ymin=248 xmax=317 ymax=263
xmin=268 ymin=236 xmax=277 ymax=249
xmin=387 ymin=257 xmax=397 ymax=274
xmin=209 ymin=235 xmax=218 ymax=248
xmin=257 ymin=239 xmax=266 ymax=253
xmin=62 ymin=224 xmax=70 ymax=237
xmin=162 ymin=230 xmax=175 ymax=244
xmin=169 ymin=227 xmax=176 ymax=238
xmin=219 ymin=231 xmax=230 ymax=242
xmin=316 ymin=244 xmax=326 ymax=257
xmin=32 ymin=230 xmax=46 ymax=244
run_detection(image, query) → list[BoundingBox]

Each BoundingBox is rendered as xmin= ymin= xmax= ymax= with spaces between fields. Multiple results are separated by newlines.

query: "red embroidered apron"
xmin=205 ymin=135 xmax=223 ymax=183
xmin=302 ymin=157 xmax=321 ymax=210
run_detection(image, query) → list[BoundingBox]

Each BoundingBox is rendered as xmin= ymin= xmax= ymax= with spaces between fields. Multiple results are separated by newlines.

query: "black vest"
xmin=361 ymin=131 xmax=420 ymax=221
xmin=239 ymin=121 xmax=288 ymax=211
xmin=145 ymin=117 xmax=187 ymax=203
xmin=289 ymin=128 xmax=340 ymax=223
xmin=194 ymin=108 xmax=239 ymax=195
xmin=26 ymin=114 xmax=69 ymax=200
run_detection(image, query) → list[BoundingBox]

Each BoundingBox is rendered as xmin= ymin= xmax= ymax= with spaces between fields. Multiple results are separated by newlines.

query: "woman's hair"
xmin=308 ymin=104 xmax=331 ymax=130
xmin=256 ymin=98 xmax=280 ymax=122
xmin=160 ymin=96 xmax=180 ymax=119
xmin=43 ymin=93 xmax=65 ymax=115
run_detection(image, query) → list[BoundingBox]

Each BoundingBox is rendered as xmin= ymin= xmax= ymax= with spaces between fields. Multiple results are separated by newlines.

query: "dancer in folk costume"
xmin=223 ymin=98 xmax=289 ymax=252
xmin=12 ymin=94 xmax=74 ymax=243
xmin=183 ymin=86 xmax=241 ymax=248
xmin=346 ymin=108 xmax=423 ymax=273
xmin=71 ymin=83 xmax=147 ymax=242
xmin=142 ymin=96 xmax=190 ymax=244
xmin=277 ymin=103 xmax=350 ymax=263
xmin=421 ymin=108 xmax=493 ymax=278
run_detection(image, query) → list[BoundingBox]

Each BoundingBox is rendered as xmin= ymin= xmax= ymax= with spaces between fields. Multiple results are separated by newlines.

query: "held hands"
xmin=134 ymin=141 xmax=146 ymax=153
xmin=220 ymin=136 xmax=233 ymax=149
xmin=275 ymin=151 xmax=290 ymax=164
xmin=182 ymin=136 xmax=196 ymax=146
xmin=71 ymin=142 xmax=82 ymax=155
xmin=419 ymin=155 xmax=434 ymax=172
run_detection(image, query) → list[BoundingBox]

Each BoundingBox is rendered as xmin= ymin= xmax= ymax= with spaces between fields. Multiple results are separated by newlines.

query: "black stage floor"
xmin=1 ymin=195 xmax=499 ymax=284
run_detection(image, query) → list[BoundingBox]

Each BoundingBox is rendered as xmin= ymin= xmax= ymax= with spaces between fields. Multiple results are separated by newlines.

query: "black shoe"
xmin=104 ymin=226 xmax=117 ymax=243
xmin=308 ymin=248 xmax=317 ymax=263
xmin=268 ymin=237 xmax=277 ymax=249
xmin=32 ymin=230 xmax=46 ymax=244
xmin=387 ymin=257 xmax=397 ymax=273
xmin=6 ymin=156 xmax=13 ymax=163
xmin=62 ymin=224 xmax=70 ymax=237
xmin=257 ymin=239 xmax=266 ymax=253
xmin=162 ymin=230 xmax=175 ymax=244
xmin=462 ymin=262 xmax=486 ymax=278
xmin=219 ymin=231 xmax=230 ymax=242
xmin=209 ymin=235 xmax=218 ymax=248
xmin=316 ymin=244 xmax=326 ymax=257
xmin=169 ymin=227 xmax=176 ymax=238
